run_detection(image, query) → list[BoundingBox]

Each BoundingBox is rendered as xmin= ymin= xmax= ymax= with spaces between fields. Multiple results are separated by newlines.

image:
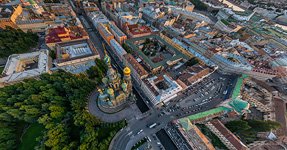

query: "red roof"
xmin=210 ymin=119 xmax=248 ymax=150
xmin=127 ymin=24 xmax=152 ymax=35
xmin=53 ymin=26 xmax=67 ymax=34
xmin=45 ymin=26 xmax=87 ymax=44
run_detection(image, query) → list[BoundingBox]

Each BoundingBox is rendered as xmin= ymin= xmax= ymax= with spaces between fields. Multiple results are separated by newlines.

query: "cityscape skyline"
xmin=0 ymin=0 xmax=287 ymax=150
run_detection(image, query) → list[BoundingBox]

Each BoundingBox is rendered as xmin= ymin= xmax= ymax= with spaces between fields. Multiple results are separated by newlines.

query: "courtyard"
xmin=125 ymin=35 xmax=188 ymax=69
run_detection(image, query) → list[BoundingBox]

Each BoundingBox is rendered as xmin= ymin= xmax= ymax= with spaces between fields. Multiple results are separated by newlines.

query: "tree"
xmin=225 ymin=120 xmax=251 ymax=133
xmin=0 ymin=124 xmax=17 ymax=150
xmin=0 ymin=71 xmax=125 ymax=149
xmin=0 ymin=27 xmax=38 ymax=58
xmin=247 ymin=120 xmax=281 ymax=132
xmin=44 ymin=0 xmax=60 ymax=3
xmin=49 ymin=50 xmax=56 ymax=60
xmin=185 ymin=57 xmax=199 ymax=66
xmin=190 ymin=0 xmax=208 ymax=11
xmin=225 ymin=119 xmax=281 ymax=144
xmin=122 ymin=43 xmax=133 ymax=54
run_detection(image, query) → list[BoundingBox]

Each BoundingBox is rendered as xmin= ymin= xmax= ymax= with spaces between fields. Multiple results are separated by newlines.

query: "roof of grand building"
xmin=124 ymin=53 xmax=148 ymax=78
xmin=45 ymin=26 xmax=88 ymax=44
xmin=127 ymin=24 xmax=152 ymax=35
xmin=0 ymin=5 xmax=16 ymax=18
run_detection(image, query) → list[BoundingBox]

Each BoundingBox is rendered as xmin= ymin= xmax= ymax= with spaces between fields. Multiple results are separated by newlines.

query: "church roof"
xmin=28 ymin=0 xmax=36 ymax=5
xmin=123 ymin=67 xmax=131 ymax=75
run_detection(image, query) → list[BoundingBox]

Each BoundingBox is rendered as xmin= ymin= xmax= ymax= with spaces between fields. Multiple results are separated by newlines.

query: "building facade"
xmin=0 ymin=4 xmax=22 ymax=29
xmin=98 ymin=54 xmax=132 ymax=107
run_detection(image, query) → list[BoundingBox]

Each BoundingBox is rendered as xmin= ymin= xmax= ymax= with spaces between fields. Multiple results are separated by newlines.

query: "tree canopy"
xmin=225 ymin=119 xmax=281 ymax=143
xmin=0 ymin=71 xmax=125 ymax=149
xmin=0 ymin=27 xmax=38 ymax=58
xmin=86 ymin=58 xmax=108 ymax=83
xmin=122 ymin=43 xmax=133 ymax=54
xmin=185 ymin=57 xmax=199 ymax=66
xmin=190 ymin=0 xmax=208 ymax=11
xmin=44 ymin=0 xmax=60 ymax=3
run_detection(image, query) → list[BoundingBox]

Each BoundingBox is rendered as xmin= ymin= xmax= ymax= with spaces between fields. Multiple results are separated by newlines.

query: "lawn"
xmin=18 ymin=123 xmax=44 ymax=150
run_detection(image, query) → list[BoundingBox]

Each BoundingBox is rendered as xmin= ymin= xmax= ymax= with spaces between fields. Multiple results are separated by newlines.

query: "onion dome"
xmin=123 ymin=67 xmax=131 ymax=76
xmin=121 ymin=82 xmax=127 ymax=91
xmin=104 ymin=54 xmax=111 ymax=66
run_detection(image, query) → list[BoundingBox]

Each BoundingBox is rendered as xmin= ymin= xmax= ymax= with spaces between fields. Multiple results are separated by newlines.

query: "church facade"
xmin=98 ymin=54 xmax=132 ymax=107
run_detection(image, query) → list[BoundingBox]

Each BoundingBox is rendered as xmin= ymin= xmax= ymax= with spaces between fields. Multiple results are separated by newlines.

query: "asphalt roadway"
xmin=110 ymin=72 xmax=237 ymax=150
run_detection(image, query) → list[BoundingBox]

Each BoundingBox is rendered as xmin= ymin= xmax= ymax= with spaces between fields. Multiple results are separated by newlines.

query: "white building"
xmin=169 ymin=6 xmax=213 ymax=24
xmin=117 ymin=11 xmax=140 ymax=26
xmin=0 ymin=50 xmax=50 ymax=86
xmin=145 ymin=74 xmax=183 ymax=105
xmin=216 ymin=8 xmax=255 ymax=21
xmin=88 ymin=11 xmax=109 ymax=28
xmin=110 ymin=39 xmax=127 ymax=62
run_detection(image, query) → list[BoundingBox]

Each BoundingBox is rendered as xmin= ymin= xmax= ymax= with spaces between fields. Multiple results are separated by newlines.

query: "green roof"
xmin=178 ymin=117 xmax=192 ymax=131
xmin=181 ymin=107 xmax=231 ymax=122
xmin=142 ymin=0 xmax=155 ymax=2
xmin=125 ymin=35 xmax=188 ymax=69
xmin=228 ymin=98 xmax=249 ymax=113
xmin=28 ymin=0 xmax=36 ymax=5
xmin=234 ymin=10 xmax=253 ymax=16
xmin=221 ymin=19 xmax=230 ymax=26
xmin=231 ymin=74 xmax=248 ymax=99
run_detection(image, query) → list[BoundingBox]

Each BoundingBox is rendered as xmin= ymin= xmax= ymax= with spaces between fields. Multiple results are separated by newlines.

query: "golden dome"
xmin=123 ymin=67 xmax=131 ymax=76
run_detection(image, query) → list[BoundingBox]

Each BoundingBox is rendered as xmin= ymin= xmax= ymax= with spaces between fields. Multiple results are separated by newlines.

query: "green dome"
xmin=121 ymin=82 xmax=127 ymax=91
xmin=28 ymin=0 xmax=36 ymax=5
xmin=104 ymin=55 xmax=111 ymax=65
xmin=102 ymin=77 xmax=108 ymax=85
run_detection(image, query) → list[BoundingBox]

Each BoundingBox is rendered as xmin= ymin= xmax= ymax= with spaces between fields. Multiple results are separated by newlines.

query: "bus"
xmin=147 ymin=123 xmax=157 ymax=128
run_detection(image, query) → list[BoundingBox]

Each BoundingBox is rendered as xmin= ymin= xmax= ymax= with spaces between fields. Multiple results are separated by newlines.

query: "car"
xmin=137 ymin=129 xmax=143 ymax=135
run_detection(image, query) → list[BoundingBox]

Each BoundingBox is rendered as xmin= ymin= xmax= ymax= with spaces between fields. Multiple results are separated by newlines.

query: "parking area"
xmin=178 ymin=72 xmax=237 ymax=111
xmin=156 ymin=71 xmax=238 ymax=119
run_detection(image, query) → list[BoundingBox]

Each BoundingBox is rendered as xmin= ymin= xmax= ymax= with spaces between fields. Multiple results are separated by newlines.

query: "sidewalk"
xmin=88 ymin=91 xmax=141 ymax=123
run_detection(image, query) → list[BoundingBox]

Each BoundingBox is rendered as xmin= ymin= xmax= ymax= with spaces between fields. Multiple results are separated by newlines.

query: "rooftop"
xmin=209 ymin=119 xmax=248 ymax=150
xmin=0 ymin=50 xmax=49 ymax=84
xmin=176 ymin=118 xmax=215 ymax=150
xmin=109 ymin=22 xmax=126 ymax=37
xmin=145 ymin=74 xmax=183 ymax=104
xmin=182 ymin=107 xmax=231 ymax=122
xmin=45 ymin=26 xmax=88 ymax=44
xmin=125 ymin=34 xmax=188 ymax=69
xmin=127 ymin=24 xmax=152 ymax=35
xmin=56 ymin=39 xmax=98 ymax=63
xmin=124 ymin=53 xmax=148 ymax=78
xmin=0 ymin=5 xmax=16 ymax=18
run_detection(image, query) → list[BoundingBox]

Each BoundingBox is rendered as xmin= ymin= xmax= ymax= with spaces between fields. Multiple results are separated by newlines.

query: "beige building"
xmin=0 ymin=4 xmax=22 ymax=29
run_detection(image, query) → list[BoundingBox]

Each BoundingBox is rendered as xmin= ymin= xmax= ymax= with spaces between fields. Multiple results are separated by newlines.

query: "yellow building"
xmin=0 ymin=4 xmax=22 ymax=29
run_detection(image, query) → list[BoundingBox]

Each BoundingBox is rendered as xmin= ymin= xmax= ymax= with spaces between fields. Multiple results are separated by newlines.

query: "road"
xmin=110 ymin=72 xmax=236 ymax=150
